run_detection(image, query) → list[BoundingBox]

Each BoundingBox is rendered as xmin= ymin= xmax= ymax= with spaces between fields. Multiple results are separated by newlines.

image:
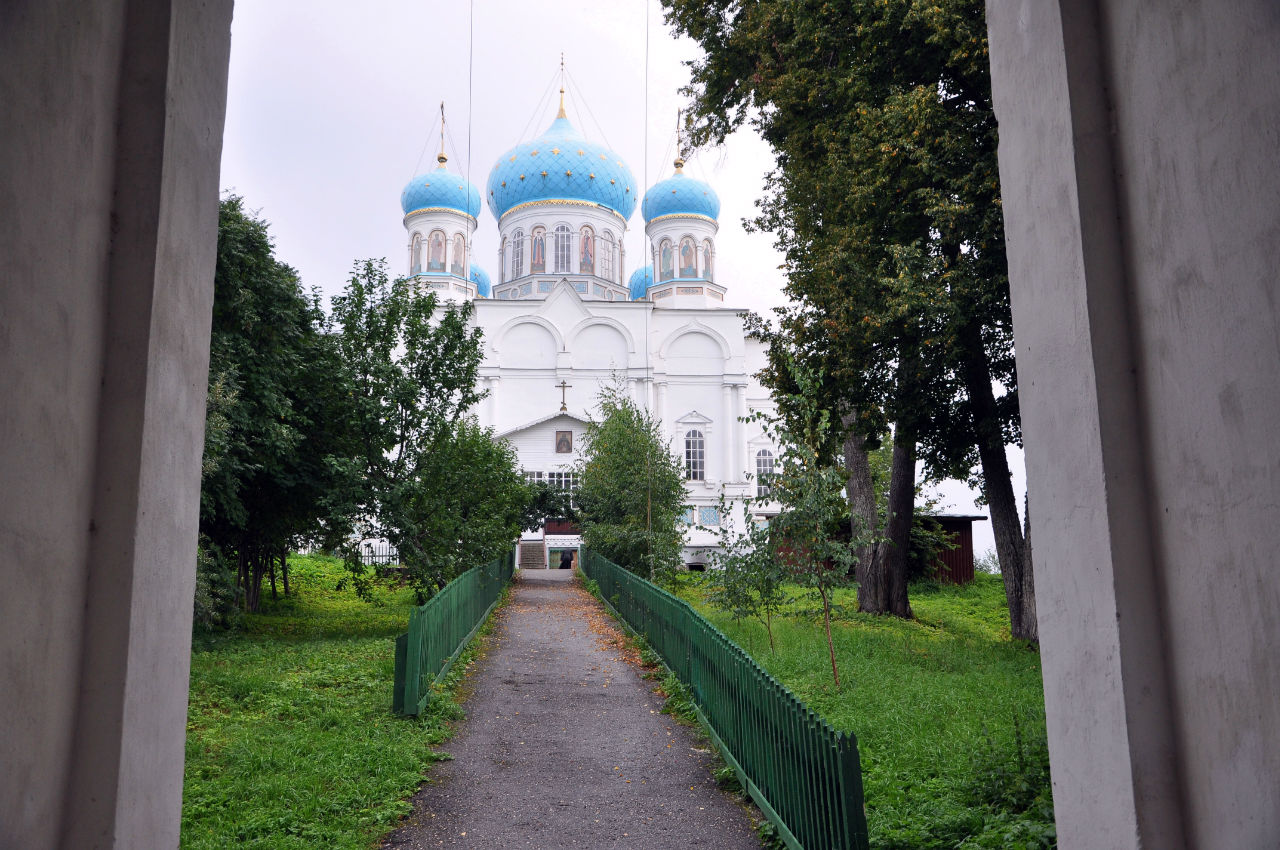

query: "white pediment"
xmin=675 ymin=409 xmax=714 ymax=425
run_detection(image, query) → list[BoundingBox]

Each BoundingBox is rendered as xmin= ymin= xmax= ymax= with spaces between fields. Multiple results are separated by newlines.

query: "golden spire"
xmin=557 ymin=53 xmax=568 ymax=118
xmin=437 ymin=101 xmax=448 ymax=166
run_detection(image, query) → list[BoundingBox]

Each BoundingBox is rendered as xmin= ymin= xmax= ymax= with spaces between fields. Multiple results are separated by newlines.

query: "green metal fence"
xmin=392 ymin=550 xmax=515 ymax=715
xmin=580 ymin=550 xmax=869 ymax=850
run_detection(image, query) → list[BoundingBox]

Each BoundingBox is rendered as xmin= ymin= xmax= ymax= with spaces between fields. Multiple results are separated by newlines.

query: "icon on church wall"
xmin=412 ymin=236 xmax=423 ymax=274
xmin=451 ymin=233 xmax=465 ymax=275
xmin=702 ymin=240 xmax=713 ymax=280
xmin=580 ymin=228 xmax=594 ymax=273
xmin=660 ymin=240 xmax=674 ymax=281
xmin=555 ymin=430 xmax=573 ymax=453
xmin=428 ymin=232 xmax=445 ymax=271
xmin=680 ymin=237 xmax=697 ymax=278
xmin=531 ymin=228 xmax=546 ymax=272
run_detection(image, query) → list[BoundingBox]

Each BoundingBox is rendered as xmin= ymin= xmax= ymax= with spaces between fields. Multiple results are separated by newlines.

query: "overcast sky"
xmin=218 ymin=0 xmax=1022 ymax=555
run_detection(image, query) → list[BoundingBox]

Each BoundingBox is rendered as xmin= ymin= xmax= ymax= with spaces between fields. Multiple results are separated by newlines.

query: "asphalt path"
xmin=383 ymin=569 xmax=760 ymax=849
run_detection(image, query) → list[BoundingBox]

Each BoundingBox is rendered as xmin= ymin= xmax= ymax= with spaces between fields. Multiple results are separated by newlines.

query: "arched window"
xmin=679 ymin=236 xmax=698 ymax=278
xmin=500 ymin=239 xmax=508 ymax=282
xmin=702 ymin=239 xmax=714 ymax=281
xmin=451 ymin=233 xmax=466 ymax=275
xmin=684 ymin=430 xmax=705 ymax=481
xmin=601 ymin=231 xmax=615 ymax=281
xmin=755 ymin=449 xmax=775 ymax=498
xmin=659 ymin=239 xmax=674 ymax=281
xmin=554 ymin=224 xmax=572 ymax=272
xmin=511 ymin=229 xmax=524 ymax=278
xmin=411 ymin=234 xmax=423 ymax=275
xmin=427 ymin=230 xmax=446 ymax=272
xmin=579 ymin=226 xmax=595 ymax=274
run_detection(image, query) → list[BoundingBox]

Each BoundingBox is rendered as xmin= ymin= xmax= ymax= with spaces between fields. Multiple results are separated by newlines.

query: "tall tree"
xmin=575 ymin=385 xmax=688 ymax=582
xmin=666 ymin=0 xmax=1035 ymax=639
xmin=201 ymin=196 xmax=361 ymax=613
xmin=329 ymin=260 xmax=523 ymax=599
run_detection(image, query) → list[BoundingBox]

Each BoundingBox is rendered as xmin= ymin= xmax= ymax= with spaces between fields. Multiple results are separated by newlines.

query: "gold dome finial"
xmin=557 ymin=54 xmax=568 ymax=118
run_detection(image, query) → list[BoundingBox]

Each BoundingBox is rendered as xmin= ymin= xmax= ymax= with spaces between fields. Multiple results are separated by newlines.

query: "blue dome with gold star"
xmin=629 ymin=265 xmax=654 ymax=300
xmin=642 ymin=162 xmax=720 ymax=223
xmin=401 ymin=154 xmax=482 ymax=219
xmin=487 ymin=112 xmax=637 ymax=222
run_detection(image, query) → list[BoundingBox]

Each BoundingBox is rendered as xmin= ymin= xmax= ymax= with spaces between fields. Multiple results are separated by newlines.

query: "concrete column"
xmin=0 ymin=1 xmax=233 ymax=847
xmin=655 ymin=381 xmax=667 ymax=428
xmin=986 ymin=2 xmax=1280 ymax=847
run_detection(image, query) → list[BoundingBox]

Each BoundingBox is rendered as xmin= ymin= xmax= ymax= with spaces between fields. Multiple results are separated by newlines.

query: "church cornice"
xmin=403 ymin=206 xmax=477 ymax=224
xmin=499 ymin=198 xmax=627 ymax=226
xmin=646 ymin=212 xmax=717 ymax=226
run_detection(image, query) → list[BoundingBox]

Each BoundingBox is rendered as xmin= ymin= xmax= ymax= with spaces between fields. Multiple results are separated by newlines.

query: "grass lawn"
xmin=182 ymin=554 xmax=489 ymax=849
xmin=674 ymin=572 xmax=1055 ymax=850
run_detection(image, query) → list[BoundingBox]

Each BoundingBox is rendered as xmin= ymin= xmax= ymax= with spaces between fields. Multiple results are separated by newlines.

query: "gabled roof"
xmin=496 ymin=410 xmax=590 ymax=440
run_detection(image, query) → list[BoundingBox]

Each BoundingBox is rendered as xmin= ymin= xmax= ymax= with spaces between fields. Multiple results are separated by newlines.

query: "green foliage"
xmin=759 ymin=364 xmax=878 ymax=684
xmin=193 ymin=537 xmax=241 ymax=631
xmin=674 ymin=573 xmax=1054 ymax=848
xmin=707 ymin=491 xmax=790 ymax=652
xmin=182 ymin=554 xmax=495 ymax=848
xmin=201 ymin=196 xmax=364 ymax=614
xmin=668 ymin=0 xmax=1017 ymax=462
xmin=329 ymin=261 xmax=528 ymax=598
xmin=666 ymin=0 xmax=1037 ymax=639
xmin=575 ymin=384 xmax=688 ymax=582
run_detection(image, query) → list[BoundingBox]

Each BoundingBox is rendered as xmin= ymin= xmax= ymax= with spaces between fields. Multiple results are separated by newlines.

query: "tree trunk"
xmin=237 ymin=549 xmax=249 ymax=611
xmin=881 ymin=425 xmax=915 ymax=619
xmin=281 ymin=549 xmax=290 ymax=597
xmin=842 ymin=414 xmax=880 ymax=575
xmin=268 ymin=555 xmax=278 ymax=601
xmin=819 ymin=585 xmax=840 ymax=688
xmin=958 ymin=321 xmax=1037 ymax=641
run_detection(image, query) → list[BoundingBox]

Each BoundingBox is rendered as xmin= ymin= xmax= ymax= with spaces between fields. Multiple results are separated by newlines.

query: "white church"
xmin=398 ymin=95 xmax=777 ymax=568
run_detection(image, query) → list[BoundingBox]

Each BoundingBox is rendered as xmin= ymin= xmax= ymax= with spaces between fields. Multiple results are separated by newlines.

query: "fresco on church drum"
xmin=451 ymin=234 xmax=465 ymax=275
xmin=580 ymin=228 xmax=594 ymax=274
xmin=531 ymin=228 xmax=546 ymax=273
xmin=680 ymin=237 xmax=697 ymax=277
xmin=428 ymin=232 xmax=445 ymax=272
xmin=660 ymin=240 xmax=674 ymax=280
xmin=703 ymin=240 xmax=714 ymax=280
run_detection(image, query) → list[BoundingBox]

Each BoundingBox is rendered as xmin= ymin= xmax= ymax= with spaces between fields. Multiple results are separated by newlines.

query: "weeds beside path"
xmin=383 ymin=570 xmax=759 ymax=849
xmin=181 ymin=554 xmax=491 ymax=849
xmin=676 ymin=573 xmax=1055 ymax=850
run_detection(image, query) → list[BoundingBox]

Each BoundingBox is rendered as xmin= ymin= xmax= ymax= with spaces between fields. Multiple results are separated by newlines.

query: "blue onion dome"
xmin=401 ymin=153 xmax=482 ymax=219
xmin=487 ymin=110 xmax=637 ymax=222
xmin=470 ymin=264 xmax=491 ymax=297
xmin=641 ymin=158 xmax=720 ymax=223
xmin=629 ymin=265 xmax=654 ymax=300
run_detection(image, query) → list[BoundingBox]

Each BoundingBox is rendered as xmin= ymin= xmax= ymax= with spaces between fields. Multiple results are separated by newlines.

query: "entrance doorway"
xmin=549 ymin=547 xmax=579 ymax=571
